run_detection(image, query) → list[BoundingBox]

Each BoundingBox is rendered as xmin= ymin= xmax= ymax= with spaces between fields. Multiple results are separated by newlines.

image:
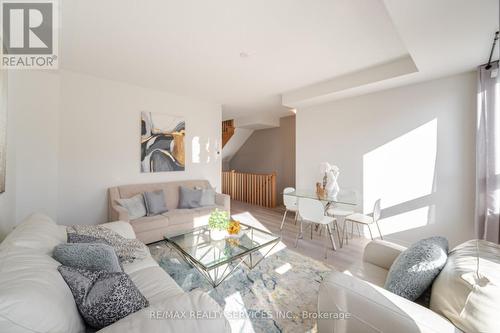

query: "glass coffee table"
xmin=164 ymin=224 xmax=280 ymax=288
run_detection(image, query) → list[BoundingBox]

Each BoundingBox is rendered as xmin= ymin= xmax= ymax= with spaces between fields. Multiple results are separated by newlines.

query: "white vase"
xmin=210 ymin=229 xmax=227 ymax=241
xmin=325 ymin=169 xmax=340 ymax=198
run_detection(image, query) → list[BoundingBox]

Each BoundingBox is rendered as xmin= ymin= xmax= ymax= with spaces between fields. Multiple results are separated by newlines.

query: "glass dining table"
xmin=285 ymin=189 xmax=358 ymax=248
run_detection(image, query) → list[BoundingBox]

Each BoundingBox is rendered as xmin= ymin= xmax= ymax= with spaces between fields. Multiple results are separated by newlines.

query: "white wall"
xmin=0 ymin=72 xmax=17 ymax=238
xmin=58 ymin=71 xmax=221 ymax=225
xmin=2 ymin=70 xmax=221 ymax=231
xmin=296 ymin=72 xmax=476 ymax=247
xmin=0 ymin=71 xmax=61 ymax=237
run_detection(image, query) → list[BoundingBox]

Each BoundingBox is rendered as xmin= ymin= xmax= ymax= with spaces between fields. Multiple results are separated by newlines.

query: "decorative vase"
xmin=210 ymin=229 xmax=227 ymax=241
xmin=325 ymin=165 xmax=340 ymax=198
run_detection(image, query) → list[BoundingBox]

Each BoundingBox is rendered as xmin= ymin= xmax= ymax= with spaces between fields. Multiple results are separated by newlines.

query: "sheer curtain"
xmin=475 ymin=61 xmax=500 ymax=243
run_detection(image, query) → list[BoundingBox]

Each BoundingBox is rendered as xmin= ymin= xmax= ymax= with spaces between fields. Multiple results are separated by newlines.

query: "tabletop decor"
xmin=227 ymin=220 xmax=242 ymax=237
xmin=208 ymin=209 xmax=230 ymax=240
xmin=319 ymin=162 xmax=340 ymax=198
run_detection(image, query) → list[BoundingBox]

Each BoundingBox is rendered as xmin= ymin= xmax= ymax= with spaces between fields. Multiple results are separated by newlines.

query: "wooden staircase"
xmin=222 ymin=119 xmax=235 ymax=148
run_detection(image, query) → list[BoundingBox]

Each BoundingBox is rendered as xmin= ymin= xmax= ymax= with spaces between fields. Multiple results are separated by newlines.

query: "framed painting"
xmin=141 ymin=111 xmax=185 ymax=173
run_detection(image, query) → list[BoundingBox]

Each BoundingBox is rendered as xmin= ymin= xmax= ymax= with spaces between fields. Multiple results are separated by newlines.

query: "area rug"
xmin=149 ymin=241 xmax=332 ymax=333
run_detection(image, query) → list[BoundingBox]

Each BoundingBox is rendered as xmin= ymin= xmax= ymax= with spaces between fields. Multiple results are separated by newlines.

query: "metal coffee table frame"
xmin=163 ymin=224 xmax=281 ymax=288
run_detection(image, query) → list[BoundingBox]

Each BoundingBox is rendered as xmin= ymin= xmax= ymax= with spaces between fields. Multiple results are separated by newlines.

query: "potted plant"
xmin=208 ymin=209 xmax=230 ymax=240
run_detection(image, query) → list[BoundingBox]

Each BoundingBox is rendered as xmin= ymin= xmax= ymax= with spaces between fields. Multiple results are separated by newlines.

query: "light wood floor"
xmin=231 ymin=200 xmax=370 ymax=273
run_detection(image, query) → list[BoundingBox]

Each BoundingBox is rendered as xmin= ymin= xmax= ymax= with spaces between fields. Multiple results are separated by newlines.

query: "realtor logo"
xmin=1 ymin=0 xmax=58 ymax=69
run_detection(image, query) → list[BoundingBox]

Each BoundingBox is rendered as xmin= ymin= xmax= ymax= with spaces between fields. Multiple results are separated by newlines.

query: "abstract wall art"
xmin=141 ymin=111 xmax=185 ymax=172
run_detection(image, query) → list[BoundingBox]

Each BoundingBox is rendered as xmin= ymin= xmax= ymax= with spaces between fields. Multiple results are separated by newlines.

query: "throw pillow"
xmin=143 ymin=190 xmax=168 ymax=216
xmin=384 ymin=236 xmax=448 ymax=301
xmin=58 ymin=265 xmax=149 ymax=329
xmin=179 ymin=186 xmax=203 ymax=208
xmin=116 ymin=194 xmax=147 ymax=220
xmin=67 ymin=233 xmax=111 ymax=245
xmin=66 ymin=225 xmax=149 ymax=262
xmin=53 ymin=243 xmax=122 ymax=273
xmin=199 ymin=188 xmax=216 ymax=206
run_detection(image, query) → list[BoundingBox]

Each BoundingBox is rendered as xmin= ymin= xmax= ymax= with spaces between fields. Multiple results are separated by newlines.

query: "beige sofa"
xmin=108 ymin=180 xmax=230 ymax=244
xmin=0 ymin=213 xmax=230 ymax=333
xmin=318 ymin=239 xmax=500 ymax=333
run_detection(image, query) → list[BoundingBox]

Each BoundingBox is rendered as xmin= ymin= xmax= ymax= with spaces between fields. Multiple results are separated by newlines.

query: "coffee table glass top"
xmin=164 ymin=224 xmax=280 ymax=270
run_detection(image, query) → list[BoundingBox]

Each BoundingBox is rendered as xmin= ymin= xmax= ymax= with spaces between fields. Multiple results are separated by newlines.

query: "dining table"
xmin=284 ymin=189 xmax=358 ymax=248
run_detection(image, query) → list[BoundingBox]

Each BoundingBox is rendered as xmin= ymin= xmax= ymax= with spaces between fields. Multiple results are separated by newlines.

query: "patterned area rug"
xmin=149 ymin=241 xmax=332 ymax=333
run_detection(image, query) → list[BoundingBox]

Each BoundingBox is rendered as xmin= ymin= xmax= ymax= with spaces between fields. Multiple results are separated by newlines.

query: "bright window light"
xmin=275 ymin=263 xmax=292 ymax=275
xmin=224 ymin=292 xmax=255 ymax=333
xmin=363 ymin=119 xmax=438 ymax=213
xmin=192 ymin=136 xmax=200 ymax=163
xmin=378 ymin=206 xmax=433 ymax=236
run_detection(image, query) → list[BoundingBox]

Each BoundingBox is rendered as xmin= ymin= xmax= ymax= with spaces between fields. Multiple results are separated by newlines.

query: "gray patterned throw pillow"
xmin=67 ymin=233 xmax=111 ymax=245
xmin=384 ymin=236 xmax=448 ymax=301
xmin=66 ymin=225 xmax=149 ymax=262
xmin=58 ymin=266 xmax=149 ymax=329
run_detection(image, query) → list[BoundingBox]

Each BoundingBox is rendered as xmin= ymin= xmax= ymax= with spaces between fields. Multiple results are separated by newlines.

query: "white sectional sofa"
xmin=0 ymin=213 xmax=230 ymax=333
xmin=318 ymin=239 xmax=500 ymax=333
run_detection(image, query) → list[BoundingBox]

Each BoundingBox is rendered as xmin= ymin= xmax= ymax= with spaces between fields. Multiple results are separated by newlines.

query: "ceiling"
xmin=59 ymin=0 xmax=498 ymax=119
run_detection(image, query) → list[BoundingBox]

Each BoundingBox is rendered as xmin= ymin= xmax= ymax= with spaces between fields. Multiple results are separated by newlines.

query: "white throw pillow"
xmin=116 ymin=194 xmax=147 ymax=220
xmin=430 ymin=239 xmax=500 ymax=333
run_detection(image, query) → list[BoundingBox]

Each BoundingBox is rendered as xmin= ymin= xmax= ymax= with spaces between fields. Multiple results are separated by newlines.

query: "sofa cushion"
xmin=161 ymin=209 xmax=195 ymax=226
xmin=116 ymin=194 xmax=147 ymax=220
xmin=143 ymin=190 xmax=168 ymax=216
xmin=58 ymin=266 xmax=149 ymax=329
xmin=127 ymin=266 xmax=184 ymax=304
xmin=53 ymin=243 xmax=123 ymax=273
xmin=194 ymin=205 xmax=221 ymax=217
xmin=430 ymin=239 xmax=500 ymax=333
xmin=0 ymin=213 xmax=66 ymax=254
xmin=129 ymin=215 xmax=169 ymax=233
xmin=0 ymin=249 xmax=86 ymax=333
xmin=98 ymin=290 xmax=230 ymax=333
xmin=384 ymin=236 xmax=448 ymax=301
xmin=100 ymin=221 xmax=137 ymax=239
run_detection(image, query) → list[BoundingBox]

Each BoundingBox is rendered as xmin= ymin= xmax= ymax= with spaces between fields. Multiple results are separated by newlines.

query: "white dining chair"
xmin=344 ymin=199 xmax=383 ymax=240
xmin=326 ymin=206 xmax=355 ymax=246
xmin=295 ymin=197 xmax=337 ymax=258
xmin=280 ymin=187 xmax=298 ymax=231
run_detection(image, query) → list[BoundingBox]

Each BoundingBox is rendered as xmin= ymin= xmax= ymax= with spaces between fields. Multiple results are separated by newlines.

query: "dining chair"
xmin=344 ymin=199 xmax=383 ymax=240
xmin=280 ymin=187 xmax=298 ymax=231
xmin=326 ymin=206 xmax=355 ymax=246
xmin=295 ymin=197 xmax=337 ymax=258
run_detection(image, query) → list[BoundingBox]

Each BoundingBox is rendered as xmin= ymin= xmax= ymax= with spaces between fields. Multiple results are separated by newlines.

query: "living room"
xmin=0 ymin=1 xmax=499 ymax=333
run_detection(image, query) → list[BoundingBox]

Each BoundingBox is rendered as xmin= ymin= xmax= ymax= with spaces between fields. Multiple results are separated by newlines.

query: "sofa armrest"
xmin=109 ymin=204 xmax=130 ymax=222
xmin=215 ymin=193 xmax=230 ymax=212
xmin=318 ymin=271 xmax=459 ymax=333
xmin=362 ymin=240 xmax=406 ymax=270
xmin=100 ymin=221 xmax=136 ymax=239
